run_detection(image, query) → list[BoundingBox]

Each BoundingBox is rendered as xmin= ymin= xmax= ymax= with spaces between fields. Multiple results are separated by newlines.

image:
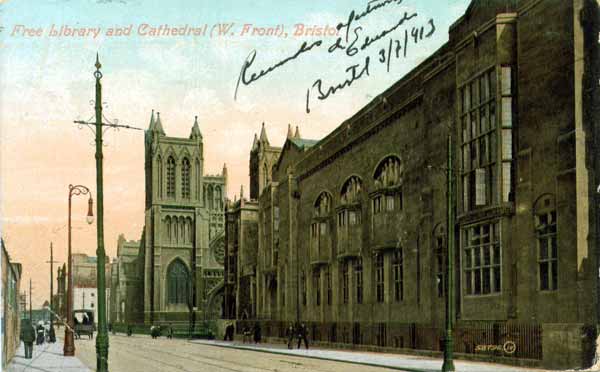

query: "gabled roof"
xmin=289 ymin=138 xmax=319 ymax=150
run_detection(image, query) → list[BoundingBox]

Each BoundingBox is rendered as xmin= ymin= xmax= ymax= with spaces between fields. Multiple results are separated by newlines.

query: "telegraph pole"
xmin=47 ymin=242 xmax=59 ymax=329
xmin=29 ymin=279 xmax=33 ymax=322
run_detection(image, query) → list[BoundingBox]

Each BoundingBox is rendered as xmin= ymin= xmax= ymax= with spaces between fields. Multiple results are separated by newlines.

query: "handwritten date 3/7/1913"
xmin=234 ymin=0 xmax=436 ymax=113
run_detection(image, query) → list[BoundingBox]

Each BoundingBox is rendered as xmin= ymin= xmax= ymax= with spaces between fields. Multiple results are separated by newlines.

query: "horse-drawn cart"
xmin=74 ymin=309 xmax=96 ymax=339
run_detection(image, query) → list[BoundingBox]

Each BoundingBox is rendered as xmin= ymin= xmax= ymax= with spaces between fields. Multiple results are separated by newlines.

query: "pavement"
xmin=6 ymin=340 xmax=91 ymax=372
xmin=193 ymin=339 xmax=555 ymax=372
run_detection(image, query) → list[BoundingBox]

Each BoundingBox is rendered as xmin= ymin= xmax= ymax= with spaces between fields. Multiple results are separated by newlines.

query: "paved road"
xmin=74 ymin=334 xmax=409 ymax=372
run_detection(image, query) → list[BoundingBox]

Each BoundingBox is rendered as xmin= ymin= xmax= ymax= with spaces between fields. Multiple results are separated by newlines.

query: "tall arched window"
xmin=165 ymin=216 xmax=172 ymax=243
xmin=215 ymin=186 xmax=222 ymax=210
xmin=208 ymin=185 xmax=214 ymax=209
xmin=340 ymin=176 xmax=362 ymax=205
xmin=195 ymin=159 xmax=201 ymax=200
xmin=157 ymin=156 xmax=163 ymax=198
xmin=173 ymin=217 xmax=179 ymax=244
xmin=167 ymin=156 xmax=176 ymax=198
xmin=182 ymin=158 xmax=191 ymax=199
xmin=167 ymin=259 xmax=189 ymax=304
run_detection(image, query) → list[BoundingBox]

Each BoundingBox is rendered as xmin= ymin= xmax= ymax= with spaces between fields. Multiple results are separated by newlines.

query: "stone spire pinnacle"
xmin=240 ymin=185 xmax=244 ymax=199
xmin=148 ymin=109 xmax=155 ymax=130
xmin=251 ymin=133 xmax=259 ymax=152
xmin=151 ymin=111 xmax=165 ymax=135
xmin=294 ymin=125 xmax=301 ymax=138
xmin=259 ymin=122 xmax=269 ymax=145
xmin=190 ymin=115 xmax=202 ymax=140
xmin=286 ymin=124 xmax=293 ymax=139
xmin=222 ymin=163 xmax=228 ymax=177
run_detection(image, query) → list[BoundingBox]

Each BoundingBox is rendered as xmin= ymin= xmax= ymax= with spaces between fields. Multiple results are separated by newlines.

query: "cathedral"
xmin=139 ymin=110 xmax=226 ymax=322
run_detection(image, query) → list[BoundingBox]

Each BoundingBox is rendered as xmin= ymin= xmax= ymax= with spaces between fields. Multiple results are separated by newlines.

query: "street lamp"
xmin=64 ymin=184 xmax=93 ymax=357
xmin=442 ymin=135 xmax=456 ymax=372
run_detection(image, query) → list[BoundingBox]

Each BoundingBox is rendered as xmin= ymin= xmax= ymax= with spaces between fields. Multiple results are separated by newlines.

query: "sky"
xmin=0 ymin=0 xmax=471 ymax=307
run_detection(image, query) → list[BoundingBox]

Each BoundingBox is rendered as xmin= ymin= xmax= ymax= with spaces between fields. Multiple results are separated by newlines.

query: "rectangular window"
xmin=274 ymin=207 xmax=280 ymax=232
xmin=386 ymin=195 xmax=395 ymax=211
xmin=373 ymin=196 xmax=382 ymax=214
xmin=460 ymin=68 xmax=498 ymax=212
xmin=338 ymin=211 xmax=347 ymax=227
xmin=326 ymin=266 xmax=332 ymax=305
xmin=436 ymin=237 xmax=445 ymax=298
xmin=313 ymin=270 xmax=321 ymax=306
xmin=392 ymin=249 xmax=403 ymax=301
xmin=301 ymin=273 xmax=307 ymax=306
xmin=342 ymin=262 xmax=349 ymax=304
xmin=355 ymin=258 xmax=363 ymax=304
xmin=349 ymin=210 xmax=361 ymax=225
xmin=475 ymin=168 xmax=487 ymax=206
xmin=320 ymin=222 xmax=327 ymax=236
xmin=463 ymin=222 xmax=501 ymax=296
xmin=537 ymin=211 xmax=558 ymax=291
xmin=375 ymin=254 xmax=385 ymax=303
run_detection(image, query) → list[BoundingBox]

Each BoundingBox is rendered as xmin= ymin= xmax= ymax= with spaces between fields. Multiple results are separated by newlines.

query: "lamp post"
xmin=442 ymin=134 xmax=456 ymax=372
xmin=64 ymin=184 xmax=94 ymax=357
xmin=93 ymin=55 xmax=110 ymax=372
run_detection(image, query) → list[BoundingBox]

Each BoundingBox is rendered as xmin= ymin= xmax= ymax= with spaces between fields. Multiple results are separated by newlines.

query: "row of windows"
xmin=303 ymin=214 xmax=558 ymax=305
xmin=300 ymin=250 xmax=404 ymax=307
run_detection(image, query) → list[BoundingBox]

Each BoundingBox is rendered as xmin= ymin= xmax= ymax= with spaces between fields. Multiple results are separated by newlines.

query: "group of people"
xmin=20 ymin=320 xmax=57 ymax=359
xmin=240 ymin=322 xmax=261 ymax=344
xmin=149 ymin=324 xmax=174 ymax=339
xmin=286 ymin=323 xmax=309 ymax=350
xmin=223 ymin=322 xmax=309 ymax=350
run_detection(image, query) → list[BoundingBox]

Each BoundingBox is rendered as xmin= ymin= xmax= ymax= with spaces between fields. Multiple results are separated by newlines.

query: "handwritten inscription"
xmin=234 ymin=0 xmax=437 ymax=113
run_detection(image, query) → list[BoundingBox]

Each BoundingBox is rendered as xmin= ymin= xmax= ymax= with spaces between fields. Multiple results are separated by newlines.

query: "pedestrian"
xmin=297 ymin=323 xmax=309 ymax=350
xmin=242 ymin=326 xmax=251 ymax=343
xmin=150 ymin=325 xmax=159 ymax=339
xmin=224 ymin=323 xmax=234 ymax=341
xmin=127 ymin=324 xmax=132 ymax=337
xmin=253 ymin=322 xmax=261 ymax=344
xmin=167 ymin=323 xmax=173 ymax=339
xmin=36 ymin=322 xmax=45 ymax=345
xmin=286 ymin=323 xmax=295 ymax=349
xmin=20 ymin=320 xmax=35 ymax=359
xmin=48 ymin=324 xmax=56 ymax=343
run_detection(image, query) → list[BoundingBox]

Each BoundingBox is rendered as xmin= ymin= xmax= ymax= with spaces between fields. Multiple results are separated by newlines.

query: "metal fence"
xmin=235 ymin=320 xmax=542 ymax=360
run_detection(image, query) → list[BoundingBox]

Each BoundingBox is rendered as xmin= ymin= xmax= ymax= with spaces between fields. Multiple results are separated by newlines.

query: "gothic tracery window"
xmin=182 ymin=158 xmax=191 ymax=199
xmin=340 ymin=176 xmax=362 ymax=205
xmin=374 ymin=156 xmax=402 ymax=189
xmin=167 ymin=156 xmax=176 ymax=198
xmin=167 ymin=259 xmax=189 ymax=304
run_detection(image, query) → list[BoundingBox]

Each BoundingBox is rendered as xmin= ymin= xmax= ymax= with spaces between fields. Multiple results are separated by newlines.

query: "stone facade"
xmin=225 ymin=0 xmax=600 ymax=369
xmin=109 ymin=235 xmax=143 ymax=323
xmin=139 ymin=111 xmax=226 ymax=322
xmin=2 ymin=239 xmax=21 ymax=368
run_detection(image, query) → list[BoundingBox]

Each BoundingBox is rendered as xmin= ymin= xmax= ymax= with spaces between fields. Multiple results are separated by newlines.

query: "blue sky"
xmin=0 ymin=0 xmax=471 ymax=306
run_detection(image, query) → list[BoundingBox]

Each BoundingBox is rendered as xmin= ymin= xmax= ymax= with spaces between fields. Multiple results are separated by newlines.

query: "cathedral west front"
xmin=111 ymin=111 xmax=227 ymax=323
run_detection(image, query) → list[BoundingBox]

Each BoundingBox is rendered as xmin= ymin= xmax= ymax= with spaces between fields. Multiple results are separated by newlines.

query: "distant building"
xmin=72 ymin=253 xmax=111 ymax=324
xmin=2 ymin=239 xmax=22 ymax=368
xmin=109 ymin=234 xmax=143 ymax=324
xmin=226 ymin=1 xmax=600 ymax=370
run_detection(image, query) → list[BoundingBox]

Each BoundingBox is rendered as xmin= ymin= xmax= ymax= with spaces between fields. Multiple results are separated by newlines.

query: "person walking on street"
xmin=253 ymin=322 xmax=262 ymax=344
xmin=20 ymin=320 xmax=35 ymax=359
xmin=48 ymin=324 xmax=56 ymax=343
xmin=127 ymin=324 xmax=133 ymax=336
xmin=167 ymin=323 xmax=173 ymax=339
xmin=35 ymin=322 xmax=45 ymax=345
xmin=286 ymin=323 xmax=295 ymax=349
xmin=297 ymin=323 xmax=309 ymax=350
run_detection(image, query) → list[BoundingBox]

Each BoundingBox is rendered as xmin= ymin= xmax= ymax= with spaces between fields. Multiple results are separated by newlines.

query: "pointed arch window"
xmin=207 ymin=185 xmax=214 ymax=209
xmin=167 ymin=259 xmax=189 ymax=304
xmin=182 ymin=158 xmax=191 ymax=199
xmin=157 ymin=156 xmax=163 ymax=198
xmin=215 ymin=186 xmax=222 ymax=210
xmin=195 ymin=159 xmax=201 ymax=200
xmin=167 ymin=156 xmax=176 ymax=198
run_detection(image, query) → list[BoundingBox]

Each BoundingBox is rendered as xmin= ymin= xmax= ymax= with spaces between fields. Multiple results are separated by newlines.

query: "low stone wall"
xmin=542 ymin=323 xmax=597 ymax=370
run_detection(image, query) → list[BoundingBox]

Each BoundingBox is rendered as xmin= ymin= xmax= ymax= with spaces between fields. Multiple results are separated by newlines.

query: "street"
xmin=74 ymin=334 xmax=407 ymax=372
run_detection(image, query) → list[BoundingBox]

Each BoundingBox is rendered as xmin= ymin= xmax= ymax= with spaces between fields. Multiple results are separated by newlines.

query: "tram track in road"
xmin=105 ymin=335 xmax=384 ymax=372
